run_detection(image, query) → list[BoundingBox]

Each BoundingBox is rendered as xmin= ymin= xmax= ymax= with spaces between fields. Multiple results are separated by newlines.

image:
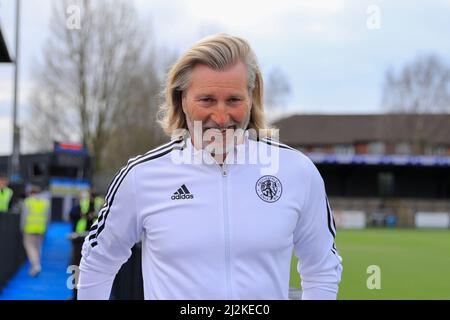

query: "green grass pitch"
xmin=289 ymin=228 xmax=450 ymax=299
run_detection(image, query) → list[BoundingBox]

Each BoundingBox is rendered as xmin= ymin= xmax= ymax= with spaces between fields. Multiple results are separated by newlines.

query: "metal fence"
xmin=0 ymin=213 xmax=26 ymax=292
xmin=70 ymin=235 xmax=144 ymax=300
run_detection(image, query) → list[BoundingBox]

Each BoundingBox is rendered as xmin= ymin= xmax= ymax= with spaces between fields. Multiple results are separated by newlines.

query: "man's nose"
xmin=211 ymin=105 xmax=231 ymax=128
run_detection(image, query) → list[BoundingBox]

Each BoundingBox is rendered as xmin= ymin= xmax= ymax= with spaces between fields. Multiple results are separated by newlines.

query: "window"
xmin=29 ymin=162 xmax=46 ymax=179
xmin=425 ymin=146 xmax=448 ymax=156
xmin=334 ymin=145 xmax=355 ymax=155
xmin=368 ymin=142 xmax=385 ymax=155
xmin=378 ymin=172 xmax=394 ymax=197
xmin=396 ymin=142 xmax=411 ymax=155
xmin=312 ymin=147 xmax=326 ymax=153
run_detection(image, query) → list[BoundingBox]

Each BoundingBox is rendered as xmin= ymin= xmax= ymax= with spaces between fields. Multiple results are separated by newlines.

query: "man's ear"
xmin=181 ymin=93 xmax=188 ymax=114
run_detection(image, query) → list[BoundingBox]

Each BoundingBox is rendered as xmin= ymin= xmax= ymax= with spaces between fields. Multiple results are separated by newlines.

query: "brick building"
xmin=273 ymin=114 xmax=450 ymax=227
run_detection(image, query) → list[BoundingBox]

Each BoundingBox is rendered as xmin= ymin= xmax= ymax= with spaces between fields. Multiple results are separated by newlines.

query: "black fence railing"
xmin=111 ymin=244 xmax=144 ymax=300
xmin=0 ymin=213 xmax=26 ymax=293
xmin=70 ymin=235 xmax=144 ymax=300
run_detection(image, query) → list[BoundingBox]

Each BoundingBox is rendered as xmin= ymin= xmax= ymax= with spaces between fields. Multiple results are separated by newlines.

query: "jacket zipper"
xmin=220 ymin=163 xmax=232 ymax=299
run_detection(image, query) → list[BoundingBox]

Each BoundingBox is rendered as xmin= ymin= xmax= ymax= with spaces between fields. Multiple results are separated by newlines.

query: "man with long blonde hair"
xmin=78 ymin=33 xmax=342 ymax=300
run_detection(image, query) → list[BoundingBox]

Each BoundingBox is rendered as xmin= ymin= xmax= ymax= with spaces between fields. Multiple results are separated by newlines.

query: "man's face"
xmin=0 ymin=177 xmax=8 ymax=188
xmin=181 ymin=60 xmax=252 ymax=154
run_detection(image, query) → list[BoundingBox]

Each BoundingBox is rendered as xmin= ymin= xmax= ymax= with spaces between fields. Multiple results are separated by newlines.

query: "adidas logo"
xmin=171 ymin=184 xmax=194 ymax=200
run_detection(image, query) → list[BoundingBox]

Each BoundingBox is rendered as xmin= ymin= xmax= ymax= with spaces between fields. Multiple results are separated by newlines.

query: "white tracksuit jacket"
xmin=78 ymin=131 xmax=343 ymax=300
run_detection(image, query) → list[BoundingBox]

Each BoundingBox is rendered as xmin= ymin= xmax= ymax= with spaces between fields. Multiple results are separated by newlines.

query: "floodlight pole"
xmin=9 ymin=0 xmax=21 ymax=182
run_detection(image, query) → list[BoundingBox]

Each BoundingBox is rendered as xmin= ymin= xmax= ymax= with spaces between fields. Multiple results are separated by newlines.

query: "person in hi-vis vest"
xmin=21 ymin=186 xmax=50 ymax=277
xmin=0 ymin=173 xmax=13 ymax=213
xmin=75 ymin=191 xmax=104 ymax=233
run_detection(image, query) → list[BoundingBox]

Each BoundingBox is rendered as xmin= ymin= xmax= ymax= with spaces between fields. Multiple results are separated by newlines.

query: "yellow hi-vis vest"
xmin=75 ymin=197 xmax=104 ymax=233
xmin=0 ymin=187 xmax=13 ymax=212
xmin=80 ymin=197 xmax=103 ymax=215
xmin=24 ymin=197 xmax=49 ymax=234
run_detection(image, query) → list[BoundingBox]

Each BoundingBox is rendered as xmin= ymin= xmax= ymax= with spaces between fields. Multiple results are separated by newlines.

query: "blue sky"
xmin=0 ymin=0 xmax=450 ymax=154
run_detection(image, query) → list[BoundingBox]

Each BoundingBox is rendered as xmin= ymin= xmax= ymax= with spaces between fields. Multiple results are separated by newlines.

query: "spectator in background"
xmin=73 ymin=190 xmax=104 ymax=234
xmin=0 ymin=173 xmax=13 ymax=214
xmin=69 ymin=190 xmax=103 ymax=299
xmin=69 ymin=191 xmax=85 ymax=233
xmin=21 ymin=185 xmax=50 ymax=277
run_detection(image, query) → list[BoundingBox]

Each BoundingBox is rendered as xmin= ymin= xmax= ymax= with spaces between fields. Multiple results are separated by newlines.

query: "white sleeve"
xmin=77 ymin=167 xmax=142 ymax=300
xmin=293 ymin=160 xmax=343 ymax=300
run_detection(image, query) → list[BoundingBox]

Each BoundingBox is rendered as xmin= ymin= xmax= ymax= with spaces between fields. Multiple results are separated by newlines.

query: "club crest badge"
xmin=255 ymin=175 xmax=282 ymax=203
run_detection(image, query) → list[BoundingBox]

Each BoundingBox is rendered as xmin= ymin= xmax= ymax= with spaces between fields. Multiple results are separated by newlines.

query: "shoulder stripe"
xmin=327 ymin=197 xmax=337 ymax=233
xmin=331 ymin=239 xmax=338 ymax=256
xmin=259 ymin=137 xmax=299 ymax=153
xmin=326 ymin=196 xmax=336 ymax=239
xmin=88 ymin=139 xmax=184 ymax=246
xmin=104 ymin=138 xmax=184 ymax=206
xmin=87 ymin=138 xmax=184 ymax=247
xmin=93 ymin=138 xmax=183 ymax=226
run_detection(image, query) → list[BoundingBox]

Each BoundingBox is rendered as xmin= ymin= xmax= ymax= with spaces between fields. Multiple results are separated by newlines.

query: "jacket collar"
xmin=182 ymin=129 xmax=251 ymax=166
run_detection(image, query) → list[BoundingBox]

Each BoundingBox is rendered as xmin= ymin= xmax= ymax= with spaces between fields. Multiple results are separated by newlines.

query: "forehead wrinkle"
xmin=193 ymin=85 xmax=247 ymax=94
xmin=190 ymin=83 xmax=248 ymax=98
xmin=190 ymin=79 xmax=247 ymax=90
xmin=189 ymin=61 xmax=248 ymax=88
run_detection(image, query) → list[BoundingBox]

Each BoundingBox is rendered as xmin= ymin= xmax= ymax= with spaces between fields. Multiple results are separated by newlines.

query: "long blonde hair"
xmin=158 ymin=33 xmax=269 ymax=138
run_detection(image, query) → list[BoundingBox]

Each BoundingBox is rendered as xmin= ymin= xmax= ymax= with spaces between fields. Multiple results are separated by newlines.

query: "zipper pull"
xmin=222 ymin=165 xmax=227 ymax=177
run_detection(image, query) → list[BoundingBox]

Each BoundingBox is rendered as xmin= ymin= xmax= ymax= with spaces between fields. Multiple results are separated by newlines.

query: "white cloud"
xmin=0 ymin=116 xmax=11 ymax=154
xmin=0 ymin=79 xmax=12 ymax=103
xmin=1 ymin=0 xmax=450 ymax=133
xmin=133 ymin=0 xmax=354 ymax=48
xmin=176 ymin=0 xmax=349 ymax=38
xmin=182 ymin=0 xmax=348 ymax=22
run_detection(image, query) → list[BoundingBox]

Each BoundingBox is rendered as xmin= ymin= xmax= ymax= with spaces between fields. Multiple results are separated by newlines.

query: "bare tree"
xmin=106 ymin=51 xmax=167 ymax=170
xmin=26 ymin=0 xmax=164 ymax=171
xmin=381 ymin=54 xmax=450 ymax=154
xmin=382 ymin=54 xmax=450 ymax=113
xmin=264 ymin=67 xmax=291 ymax=110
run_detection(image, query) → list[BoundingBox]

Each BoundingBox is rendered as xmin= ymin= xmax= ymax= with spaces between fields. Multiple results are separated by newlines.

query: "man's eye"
xmin=228 ymin=98 xmax=242 ymax=103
